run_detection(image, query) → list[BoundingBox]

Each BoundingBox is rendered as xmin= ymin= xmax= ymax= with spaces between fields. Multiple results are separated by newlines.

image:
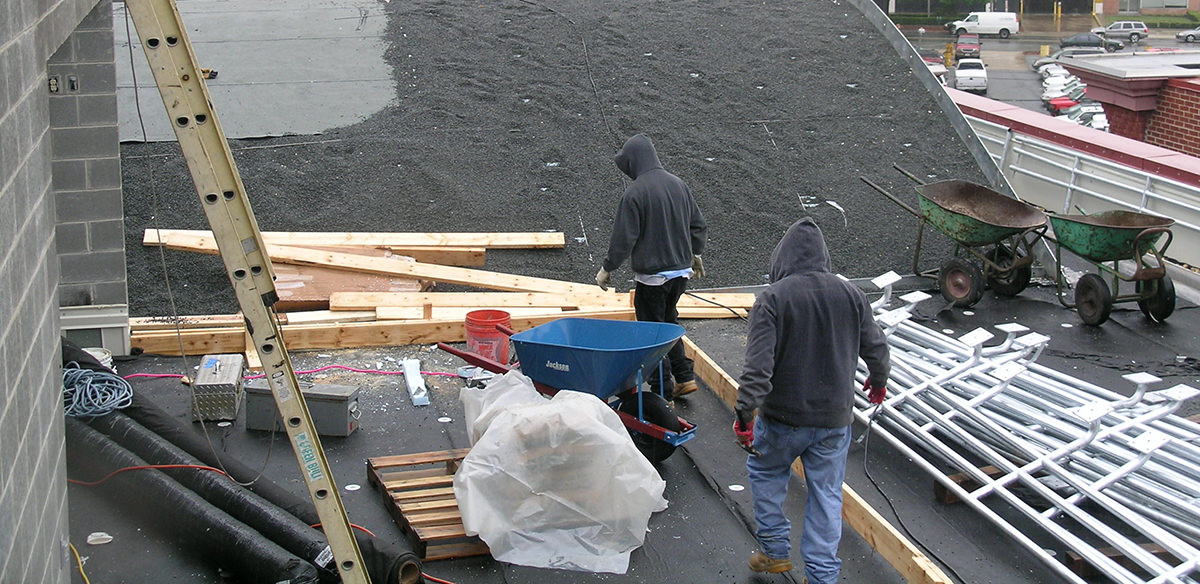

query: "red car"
xmin=955 ymin=33 xmax=981 ymax=59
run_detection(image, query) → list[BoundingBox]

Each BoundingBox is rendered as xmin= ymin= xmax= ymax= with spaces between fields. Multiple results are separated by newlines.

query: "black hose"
xmin=86 ymin=411 xmax=339 ymax=580
xmin=120 ymin=389 xmax=423 ymax=584
xmin=65 ymin=418 xmax=321 ymax=583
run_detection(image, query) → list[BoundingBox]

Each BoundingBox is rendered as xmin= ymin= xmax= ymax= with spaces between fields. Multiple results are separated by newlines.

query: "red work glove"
xmin=733 ymin=410 xmax=755 ymax=448
xmin=864 ymin=381 xmax=887 ymax=405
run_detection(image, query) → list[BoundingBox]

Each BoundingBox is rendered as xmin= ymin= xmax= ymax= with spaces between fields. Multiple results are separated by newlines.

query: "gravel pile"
xmin=121 ymin=0 xmax=984 ymax=317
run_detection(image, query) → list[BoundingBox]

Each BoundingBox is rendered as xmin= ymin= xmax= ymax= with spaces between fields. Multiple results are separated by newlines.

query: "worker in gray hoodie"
xmin=596 ymin=134 xmax=707 ymax=399
xmin=732 ymin=217 xmax=890 ymax=581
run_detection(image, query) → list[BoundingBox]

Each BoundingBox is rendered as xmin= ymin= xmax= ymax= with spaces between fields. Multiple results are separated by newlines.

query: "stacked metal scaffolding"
xmin=856 ymin=273 xmax=1200 ymax=584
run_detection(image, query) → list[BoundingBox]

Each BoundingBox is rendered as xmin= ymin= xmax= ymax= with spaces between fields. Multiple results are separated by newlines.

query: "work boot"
xmin=672 ymin=379 xmax=698 ymax=399
xmin=748 ymin=551 xmax=793 ymax=573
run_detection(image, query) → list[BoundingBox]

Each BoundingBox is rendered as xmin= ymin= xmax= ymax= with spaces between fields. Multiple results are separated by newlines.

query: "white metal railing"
xmin=967 ymin=115 xmax=1200 ymax=271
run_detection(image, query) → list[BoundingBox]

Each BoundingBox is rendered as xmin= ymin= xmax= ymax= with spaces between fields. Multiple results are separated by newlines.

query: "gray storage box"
xmin=244 ymin=379 xmax=360 ymax=437
xmin=192 ymin=354 xmax=246 ymax=421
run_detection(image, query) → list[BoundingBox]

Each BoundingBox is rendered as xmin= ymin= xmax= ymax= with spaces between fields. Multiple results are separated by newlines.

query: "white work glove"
xmin=691 ymin=255 xmax=705 ymax=279
xmin=595 ymin=267 xmax=611 ymax=291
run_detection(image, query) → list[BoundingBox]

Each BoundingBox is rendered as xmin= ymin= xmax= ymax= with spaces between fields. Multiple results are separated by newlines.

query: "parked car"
xmin=955 ymin=34 xmax=981 ymax=59
xmin=951 ymin=58 xmax=988 ymax=94
xmin=918 ymin=47 xmax=946 ymax=67
xmin=1177 ymin=25 xmax=1200 ymax=42
xmin=1030 ymin=47 xmax=1106 ymax=70
xmin=1057 ymin=102 xmax=1104 ymax=122
xmin=944 ymin=11 xmax=1020 ymax=38
xmin=1091 ymin=21 xmax=1149 ymax=43
xmin=1038 ymin=63 xmax=1070 ymax=79
xmin=1060 ymin=32 xmax=1124 ymax=52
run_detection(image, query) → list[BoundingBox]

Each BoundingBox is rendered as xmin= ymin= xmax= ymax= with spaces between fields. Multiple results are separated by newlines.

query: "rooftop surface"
xmin=83 ymin=0 xmax=1200 ymax=583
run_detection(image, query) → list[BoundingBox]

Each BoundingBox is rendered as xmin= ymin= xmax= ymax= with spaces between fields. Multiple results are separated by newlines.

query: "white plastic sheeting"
xmin=455 ymin=370 xmax=668 ymax=573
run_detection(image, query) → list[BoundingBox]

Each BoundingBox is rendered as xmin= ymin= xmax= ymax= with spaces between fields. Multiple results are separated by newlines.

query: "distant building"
xmin=1062 ymin=50 xmax=1200 ymax=156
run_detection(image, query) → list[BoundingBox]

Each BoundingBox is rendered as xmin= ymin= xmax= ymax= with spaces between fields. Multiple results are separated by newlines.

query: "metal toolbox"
xmin=243 ymin=379 xmax=360 ymax=437
xmin=191 ymin=354 xmax=246 ymax=421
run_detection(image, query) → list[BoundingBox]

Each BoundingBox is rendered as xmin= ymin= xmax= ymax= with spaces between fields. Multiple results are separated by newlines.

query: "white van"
xmin=944 ymin=12 xmax=1020 ymax=38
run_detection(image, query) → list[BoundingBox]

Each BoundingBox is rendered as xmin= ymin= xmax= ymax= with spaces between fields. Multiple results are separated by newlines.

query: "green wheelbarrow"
xmin=1047 ymin=210 xmax=1176 ymax=326
xmin=862 ymin=170 xmax=1048 ymax=308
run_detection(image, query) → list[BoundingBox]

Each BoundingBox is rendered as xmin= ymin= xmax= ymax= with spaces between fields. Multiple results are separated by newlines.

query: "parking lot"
xmin=903 ymin=23 xmax=1196 ymax=113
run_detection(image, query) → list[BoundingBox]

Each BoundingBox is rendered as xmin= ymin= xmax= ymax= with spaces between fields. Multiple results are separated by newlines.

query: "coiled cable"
xmin=63 ymin=362 xmax=134 ymax=418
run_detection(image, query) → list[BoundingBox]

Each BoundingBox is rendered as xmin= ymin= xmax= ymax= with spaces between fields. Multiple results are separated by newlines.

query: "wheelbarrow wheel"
xmin=1075 ymin=273 xmax=1113 ymax=326
xmin=618 ymin=391 xmax=680 ymax=464
xmin=939 ymin=257 xmax=984 ymax=307
xmin=1137 ymin=274 xmax=1176 ymax=323
xmin=985 ymin=245 xmax=1032 ymax=297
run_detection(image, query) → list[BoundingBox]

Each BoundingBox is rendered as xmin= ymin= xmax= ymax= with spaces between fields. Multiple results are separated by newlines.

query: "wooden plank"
xmin=330 ymin=291 xmax=755 ymax=311
xmin=132 ymin=311 xmax=637 ymax=355
xmin=271 ymin=261 xmax=427 ymax=312
xmin=130 ymin=310 xmax=377 ymax=331
xmin=423 ymin=541 xmax=491 ymax=562
xmin=369 ymin=448 xmax=470 ymax=468
xmin=686 ymin=337 xmax=953 ymax=584
xmin=933 ymin=465 xmax=1004 ymax=504
xmin=144 ymin=228 xmax=565 ymax=249
xmin=407 ymin=510 xmax=463 ymax=527
xmin=145 ymin=230 xmax=487 ymax=266
xmin=1066 ymin=543 xmax=1177 ymax=578
xmin=264 ymin=243 xmax=595 ymax=295
xmin=414 ymin=524 xmax=469 ymax=540
xmin=382 ymin=475 xmax=455 ymax=491
xmin=330 ymin=291 xmax=628 ymax=311
xmin=682 ymin=336 xmax=740 ymax=406
xmin=243 ymin=331 xmax=261 ymax=372
xmin=392 ymin=486 xmax=456 ymax=503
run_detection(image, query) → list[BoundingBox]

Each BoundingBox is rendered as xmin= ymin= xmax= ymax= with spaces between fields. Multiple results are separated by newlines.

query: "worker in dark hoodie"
xmin=596 ymin=134 xmax=707 ymax=399
xmin=732 ymin=217 xmax=890 ymax=581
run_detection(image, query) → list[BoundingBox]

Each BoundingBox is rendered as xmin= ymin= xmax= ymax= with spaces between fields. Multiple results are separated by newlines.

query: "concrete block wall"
xmin=48 ymin=0 xmax=126 ymax=310
xmin=0 ymin=0 xmax=109 ymax=582
xmin=1146 ymin=79 xmax=1200 ymax=158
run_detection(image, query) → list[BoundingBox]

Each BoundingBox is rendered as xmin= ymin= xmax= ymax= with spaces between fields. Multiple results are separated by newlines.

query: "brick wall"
xmin=1104 ymin=103 xmax=1153 ymax=141
xmin=1145 ymin=79 xmax=1200 ymax=158
xmin=0 ymin=0 xmax=108 ymax=582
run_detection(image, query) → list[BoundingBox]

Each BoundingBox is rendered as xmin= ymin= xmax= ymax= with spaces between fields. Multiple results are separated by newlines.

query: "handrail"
xmin=963 ymin=114 xmax=1200 ymax=271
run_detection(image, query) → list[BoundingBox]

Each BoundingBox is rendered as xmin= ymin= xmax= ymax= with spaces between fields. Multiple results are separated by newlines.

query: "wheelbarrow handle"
xmin=891 ymin=164 xmax=926 ymax=185
xmin=496 ymin=323 xmax=517 ymax=337
xmin=860 ymin=176 xmax=922 ymax=219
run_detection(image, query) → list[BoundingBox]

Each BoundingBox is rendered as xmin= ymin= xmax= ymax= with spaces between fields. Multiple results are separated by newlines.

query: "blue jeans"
xmin=747 ymin=416 xmax=850 ymax=584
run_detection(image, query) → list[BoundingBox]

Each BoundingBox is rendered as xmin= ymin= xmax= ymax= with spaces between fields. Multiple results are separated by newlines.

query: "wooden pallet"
xmin=366 ymin=448 xmax=489 ymax=561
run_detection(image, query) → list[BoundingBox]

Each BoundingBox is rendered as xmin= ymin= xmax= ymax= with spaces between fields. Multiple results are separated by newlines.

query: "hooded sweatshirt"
xmin=602 ymin=134 xmax=706 ymax=276
xmin=736 ymin=218 xmax=890 ymax=428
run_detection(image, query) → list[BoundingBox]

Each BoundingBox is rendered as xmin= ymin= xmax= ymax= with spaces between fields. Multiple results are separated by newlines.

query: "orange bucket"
xmin=464 ymin=310 xmax=511 ymax=363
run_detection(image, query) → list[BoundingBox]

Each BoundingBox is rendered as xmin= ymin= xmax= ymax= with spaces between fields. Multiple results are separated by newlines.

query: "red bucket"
xmin=465 ymin=309 xmax=511 ymax=363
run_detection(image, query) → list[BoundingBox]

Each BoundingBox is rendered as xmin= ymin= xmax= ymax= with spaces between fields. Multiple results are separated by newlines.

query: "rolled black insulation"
xmin=65 ymin=418 xmax=321 ymax=584
xmin=117 ymin=377 xmax=422 ymax=584
xmin=86 ymin=411 xmax=338 ymax=579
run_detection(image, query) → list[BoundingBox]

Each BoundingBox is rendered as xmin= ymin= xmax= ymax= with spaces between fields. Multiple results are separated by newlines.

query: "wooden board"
xmin=329 ymin=291 xmax=756 ymax=311
xmin=365 ymin=448 xmax=489 ymax=561
xmin=272 ymin=261 xmax=428 ymax=311
xmin=130 ymin=310 xmax=377 ymax=332
xmin=144 ymin=228 xmax=564 ymax=249
xmin=330 ymin=291 xmax=629 ymax=311
xmin=131 ymin=310 xmax=637 ymax=355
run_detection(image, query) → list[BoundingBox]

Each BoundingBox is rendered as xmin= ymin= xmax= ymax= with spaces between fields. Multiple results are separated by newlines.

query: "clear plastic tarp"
xmin=455 ymin=370 xmax=668 ymax=573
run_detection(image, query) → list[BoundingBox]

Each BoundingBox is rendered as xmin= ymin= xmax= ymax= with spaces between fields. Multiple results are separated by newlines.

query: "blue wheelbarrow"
xmin=439 ymin=318 xmax=697 ymax=463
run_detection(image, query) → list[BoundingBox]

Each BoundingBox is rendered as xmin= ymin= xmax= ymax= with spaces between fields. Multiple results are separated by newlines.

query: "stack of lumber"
xmin=133 ymin=229 xmax=754 ymax=357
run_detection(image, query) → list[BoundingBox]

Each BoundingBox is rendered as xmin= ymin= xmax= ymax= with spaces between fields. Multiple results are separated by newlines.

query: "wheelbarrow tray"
xmin=917 ymin=180 xmax=1048 ymax=248
xmin=1048 ymin=210 xmax=1175 ymax=263
xmin=510 ymin=318 xmax=685 ymax=399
